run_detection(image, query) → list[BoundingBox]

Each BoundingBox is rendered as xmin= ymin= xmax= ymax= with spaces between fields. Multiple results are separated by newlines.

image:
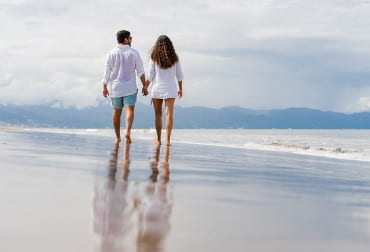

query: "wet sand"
xmin=1 ymin=129 xmax=370 ymax=252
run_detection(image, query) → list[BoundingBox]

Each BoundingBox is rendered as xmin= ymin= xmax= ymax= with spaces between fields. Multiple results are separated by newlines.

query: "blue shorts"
xmin=111 ymin=92 xmax=137 ymax=109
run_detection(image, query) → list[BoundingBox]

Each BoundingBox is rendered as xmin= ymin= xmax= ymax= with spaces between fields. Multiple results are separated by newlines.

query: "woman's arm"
xmin=177 ymin=80 xmax=183 ymax=98
xmin=176 ymin=61 xmax=184 ymax=98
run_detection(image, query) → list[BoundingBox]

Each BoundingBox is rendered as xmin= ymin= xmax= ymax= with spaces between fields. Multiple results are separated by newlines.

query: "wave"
xmin=21 ymin=128 xmax=370 ymax=163
xmin=164 ymin=139 xmax=369 ymax=162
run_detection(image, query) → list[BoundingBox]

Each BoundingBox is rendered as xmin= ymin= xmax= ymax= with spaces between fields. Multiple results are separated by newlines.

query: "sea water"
xmin=23 ymin=128 xmax=370 ymax=162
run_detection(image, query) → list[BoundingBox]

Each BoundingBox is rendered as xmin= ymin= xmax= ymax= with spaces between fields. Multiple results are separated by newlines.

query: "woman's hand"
xmin=178 ymin=90 xmax=183 ymax=99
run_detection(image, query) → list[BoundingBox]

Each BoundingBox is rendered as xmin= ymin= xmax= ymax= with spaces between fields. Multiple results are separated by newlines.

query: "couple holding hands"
xmin=102 ymin=30 xmax=183 ymax=146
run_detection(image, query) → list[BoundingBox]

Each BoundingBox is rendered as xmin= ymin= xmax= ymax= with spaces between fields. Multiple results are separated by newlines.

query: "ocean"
xmin=22 ymin=128 xmax=370 ymax=162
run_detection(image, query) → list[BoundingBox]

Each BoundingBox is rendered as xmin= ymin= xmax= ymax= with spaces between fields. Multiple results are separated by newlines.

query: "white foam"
xmin=22 ymin=128 xmax=370 ymax=162
xmin=168 ymin=129 xmax=370 ymax=162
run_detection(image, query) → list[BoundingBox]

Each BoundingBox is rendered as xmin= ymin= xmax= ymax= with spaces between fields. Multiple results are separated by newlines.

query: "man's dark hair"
xmin=117 ymin=30 xmax=130 ymax=43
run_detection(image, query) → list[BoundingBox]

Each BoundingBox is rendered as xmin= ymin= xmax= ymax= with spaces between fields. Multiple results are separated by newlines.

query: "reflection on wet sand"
xmin=136 ymin=145 xmax=172 ymax=252
xmin=92 ymin=143 xmax=135 ymax=252
xmin=92 ymin=144 xmax=173 ymax=252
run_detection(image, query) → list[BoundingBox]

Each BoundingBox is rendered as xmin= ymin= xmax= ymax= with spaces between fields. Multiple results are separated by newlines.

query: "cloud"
xmin=345 ymin=95 xmax=370 ymax=113
xmin=358 ymin=96 xmax=370 ymax=111
xmin=0 ymin=0 xmax=76 ymax=17
xmin=1 ymin=0 xmax=370 ymax=112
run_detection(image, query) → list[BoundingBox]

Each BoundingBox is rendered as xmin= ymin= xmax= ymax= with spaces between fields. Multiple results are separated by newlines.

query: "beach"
xmin=1 ymin=128 xmax=370 ymax=252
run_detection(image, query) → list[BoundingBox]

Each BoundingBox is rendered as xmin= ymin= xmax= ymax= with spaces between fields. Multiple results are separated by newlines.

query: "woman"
xmin=143 ymin=35 xmax=184 ymax=146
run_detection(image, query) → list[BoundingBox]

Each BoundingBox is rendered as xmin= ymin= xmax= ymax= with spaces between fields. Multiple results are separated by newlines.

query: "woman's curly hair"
xmin=150 ymin=35 xmax=179 ymax=69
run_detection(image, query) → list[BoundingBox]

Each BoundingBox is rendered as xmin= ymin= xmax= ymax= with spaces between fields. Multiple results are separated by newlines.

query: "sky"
xmin=1 ymin=0 xmax=370 ymax=113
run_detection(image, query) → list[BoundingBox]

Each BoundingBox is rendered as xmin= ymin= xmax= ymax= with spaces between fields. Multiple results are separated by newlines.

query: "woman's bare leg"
xmin=152 ymin=99 xmax=163 ymax=145
xmin=164 ymin=98 xmax=175 ymax=146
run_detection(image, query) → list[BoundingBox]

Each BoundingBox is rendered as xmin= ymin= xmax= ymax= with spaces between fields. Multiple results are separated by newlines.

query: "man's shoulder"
xmin=106 ymin=46 xmax=120 ymax=56
xmin=107 ymin=46 xmax=142 ymax=59
xmin=129 ymin=47 xmax=141 ymax=56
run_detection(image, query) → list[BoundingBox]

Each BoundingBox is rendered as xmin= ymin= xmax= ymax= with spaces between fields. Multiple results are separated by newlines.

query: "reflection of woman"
xmin=121 ymin=143 xmax=131 ymax=181
xmin=161 ymin=147 xmax=170 ymax=184
xmin=143 ymin=35 xmax=184 ymax=146
xmin=136 ymin=146 xmax=172 ymax=252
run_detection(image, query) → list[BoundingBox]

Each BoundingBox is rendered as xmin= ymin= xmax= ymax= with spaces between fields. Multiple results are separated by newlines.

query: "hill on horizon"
xmin=0 ymin=103 xmax=370 ymax=129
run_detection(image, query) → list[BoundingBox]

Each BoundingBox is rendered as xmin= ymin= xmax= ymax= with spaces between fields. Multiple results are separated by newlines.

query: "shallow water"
xmin=22 ymin=128 xmax=370 ymax=162
xmin=1 ymin=129 xmax=370 ymax=251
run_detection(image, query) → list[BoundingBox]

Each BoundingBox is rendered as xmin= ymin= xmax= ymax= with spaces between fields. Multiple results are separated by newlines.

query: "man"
xmin=102 ymin=30 xmax=147 ymax=144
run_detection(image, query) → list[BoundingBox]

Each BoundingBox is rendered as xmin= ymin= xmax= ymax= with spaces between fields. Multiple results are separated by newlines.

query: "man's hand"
xmin=102 ymin=85 xmax=109 ymax=98
xmin=142 ymin=87 xmax=148 ymax=96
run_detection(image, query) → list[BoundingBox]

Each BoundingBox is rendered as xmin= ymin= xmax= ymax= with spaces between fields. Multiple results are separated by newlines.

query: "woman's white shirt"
xmin=146 ymin=59 xmax=183 ymax=99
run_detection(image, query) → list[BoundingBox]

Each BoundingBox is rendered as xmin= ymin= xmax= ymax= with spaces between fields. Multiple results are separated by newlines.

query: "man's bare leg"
xmin=152 ymin=99 xmax=163 ymax=145
xmin=165 ymin=98 xmax=175 ymax=146
xmin=112 ymin=108 xmax=122 ymax=143
xmin=124 ymin=105 xmax=135 ymax=144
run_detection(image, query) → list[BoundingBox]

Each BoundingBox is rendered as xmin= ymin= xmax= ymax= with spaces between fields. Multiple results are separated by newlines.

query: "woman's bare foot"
xmin=153 ymin=139 xmax=161 ymax=145
xmin=115 ymin=138 xmax=121 ymax=144
xmin=125 ymin=135 xmax=132 ymax=144
xmin=165 ymin=141 xmax=171 ymax=146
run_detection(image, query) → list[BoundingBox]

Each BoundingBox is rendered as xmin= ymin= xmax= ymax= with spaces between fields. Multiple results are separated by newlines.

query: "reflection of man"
xmin=101 ymin=29 xmax=147 ymax=144
xmin=136 ymin=146 xmax=172 ymax=252
xmin=92 ymin=143 xmax=134 ymax=252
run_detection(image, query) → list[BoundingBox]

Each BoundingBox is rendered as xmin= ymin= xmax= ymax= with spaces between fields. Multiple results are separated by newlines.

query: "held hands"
xmin=142 ymin=80 xmax=150 ymax=96
xmin=142 ymin=87 xmax=148 ymax=96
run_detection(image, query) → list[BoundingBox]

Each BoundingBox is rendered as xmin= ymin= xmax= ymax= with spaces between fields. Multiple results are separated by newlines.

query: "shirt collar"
xmin=117 ymin=44 xmax=129 ymax=49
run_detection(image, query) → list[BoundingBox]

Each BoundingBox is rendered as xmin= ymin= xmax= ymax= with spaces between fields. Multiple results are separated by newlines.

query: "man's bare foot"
xmin=153 ymin=139 xmax=161 ymax=145
xmin=165 ymin=141 xmax=171 ymax=146
xmin=125 ymin=135 xmax=132 ymax=144
xmin=115 ymin=138 xmax=121 ymax=144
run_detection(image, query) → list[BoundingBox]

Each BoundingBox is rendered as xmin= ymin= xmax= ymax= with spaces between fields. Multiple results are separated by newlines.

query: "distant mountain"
xmin=0 ymin=103 xmax=370 ymax=129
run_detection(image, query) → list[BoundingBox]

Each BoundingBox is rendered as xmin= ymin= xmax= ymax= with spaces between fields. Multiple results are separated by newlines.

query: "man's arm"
xmin=101 ymin=54 xmax=112 ymax=98
xmin=134 ymin=51 xmax=147 ymax=96
xmin=102 ymin=83 xmax=109 ymax=98
xmin=139 ymin=74 xmax=148 ymax=96
xmin=142 ymin=59 xmax=156 ymax=96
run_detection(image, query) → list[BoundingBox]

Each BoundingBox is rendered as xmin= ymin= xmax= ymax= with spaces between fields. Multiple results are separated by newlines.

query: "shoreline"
xmin=0 ymin=126 xmax=23 ymax=131
xmin=4 ymin=127 xmax=370 ymax=163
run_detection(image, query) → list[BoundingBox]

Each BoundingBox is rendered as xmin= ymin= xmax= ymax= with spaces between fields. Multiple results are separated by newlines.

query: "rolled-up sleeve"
xmin=176 ymin=60 xmax=184 ymax=81
xmin=146 ymin=59 xmax=156 ymax=83
xmin=101 ymin=54 xmax=112 ymax=84
xmin=135 ymin=52 xmax=145 ymax=77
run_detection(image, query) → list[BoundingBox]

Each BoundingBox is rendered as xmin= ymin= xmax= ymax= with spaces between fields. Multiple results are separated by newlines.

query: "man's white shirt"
xmin=102 ymin=45 xmax=144 ymax=98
